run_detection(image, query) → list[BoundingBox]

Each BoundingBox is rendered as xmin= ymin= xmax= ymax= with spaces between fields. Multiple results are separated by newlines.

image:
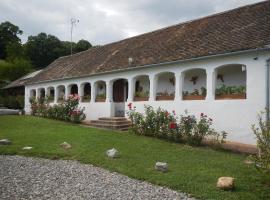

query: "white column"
xmin=65 ymin=85 xmax=69 ymax=99
xmin=78 ymin=83 xmax=83 ymax=102
xmin=91 ymin=82 xmax=96 ymax=103
xmin=44 ymin=88 xmax=47 ymax=99
xmin=37 ymin=89 xmax=40 ymax=99
xmin=179 ymin=72 xmax=185 ymax=100
xmin=149 ymin=74 xmax=157 ymax=101
xmin=206 ymin=68 xmax=216 ymax=101
xmin=54 ymin=87 xmax=58 ymax=103
xmin=127 ymin=77 xmax=134 ymax=102
xmin=174 ymin=73 xmax=181 ymax=101
xmin=106 ymin=80 xmax=112 ymax=102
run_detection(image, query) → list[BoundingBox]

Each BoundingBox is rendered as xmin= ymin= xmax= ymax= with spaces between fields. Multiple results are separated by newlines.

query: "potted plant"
xmin=81 ymin=95 xmax=91 ymax=102
xmin=156 ymin=91 xmax=175 ymax=101
xmin=47 ymin=96 xmax=54 ymax=103
xmin=215 ymin=85 xmax=246 ymax=100
xmin=95 ymin=93 xmax=106 ymax=102
xmin=57 ymin=95 xmax=65 ymax=103
xmin=183 ymin=87 xmax=206 ymax=100
xmin=134 ymin=91 xmax=149 ymax=101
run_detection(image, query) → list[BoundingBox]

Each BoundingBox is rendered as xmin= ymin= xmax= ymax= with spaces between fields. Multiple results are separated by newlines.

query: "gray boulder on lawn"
xmin=59 ymin=142 xmax=72 ymax=149
xmin=217 ymin=177 xmax=235 ymax=190
xmin=155 ymin=162 xmax=168 ymax=172
xmin=106 ymin=148 xmax=119 ymax=158
xmin=0 ymin=139 xmax=12 ymax=145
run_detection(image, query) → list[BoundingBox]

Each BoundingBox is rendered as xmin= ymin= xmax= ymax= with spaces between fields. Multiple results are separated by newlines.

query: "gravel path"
xmin=0 ymin=155 xmax=196 ymax=200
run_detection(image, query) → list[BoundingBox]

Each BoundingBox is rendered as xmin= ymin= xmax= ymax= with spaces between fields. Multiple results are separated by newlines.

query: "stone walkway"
xmin=0 ymin=155 xmax=196 ymax=200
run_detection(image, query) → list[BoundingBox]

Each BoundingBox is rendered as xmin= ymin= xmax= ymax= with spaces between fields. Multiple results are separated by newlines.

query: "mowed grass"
xmin=0 ymin=116 xmax=269 ymax=200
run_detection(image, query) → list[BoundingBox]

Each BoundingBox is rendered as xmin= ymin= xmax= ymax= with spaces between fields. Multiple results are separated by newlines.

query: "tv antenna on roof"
xmin=70 ymin=18 xmax=79 ymax=55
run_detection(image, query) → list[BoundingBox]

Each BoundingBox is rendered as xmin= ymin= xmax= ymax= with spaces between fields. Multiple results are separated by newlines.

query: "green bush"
xmin=0 ymin=59 xmax=32 ymax=81
xmin=0 ymin=95 xmax=24 ymax=109
xmin=127 ymin=104 xmax=226 ymax=146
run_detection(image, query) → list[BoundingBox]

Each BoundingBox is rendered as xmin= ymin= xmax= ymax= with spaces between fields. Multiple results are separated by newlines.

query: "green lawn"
xmin=0 ymin=116 xmax=269 ymax=200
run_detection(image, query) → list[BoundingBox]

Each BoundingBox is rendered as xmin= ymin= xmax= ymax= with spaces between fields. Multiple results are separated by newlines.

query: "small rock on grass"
xmin=22 ymin=146 xmax=33 ymax=150
xmin=106 ymin=148 xmax=119 ymax=158
xmin=217 ymin=177 xmax=235 ymax=191
xmin=60 ymin=142 xmax=72 ymax=149
xmin=0 ymin=139 xmax=12 ymax=145
xmin=244 ymin=158 xmax=254 ymax=165
xmin=155 ymin=162 xmax=168 ymax=172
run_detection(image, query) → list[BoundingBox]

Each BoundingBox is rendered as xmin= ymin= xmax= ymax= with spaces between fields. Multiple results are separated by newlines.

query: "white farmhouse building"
xmin=24 ymin=1 xmax=270 ymax=146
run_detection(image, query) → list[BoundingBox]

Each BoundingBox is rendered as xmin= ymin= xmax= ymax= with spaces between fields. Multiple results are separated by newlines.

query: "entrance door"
xmin=113 ymin=79 xmax=128 ymax=117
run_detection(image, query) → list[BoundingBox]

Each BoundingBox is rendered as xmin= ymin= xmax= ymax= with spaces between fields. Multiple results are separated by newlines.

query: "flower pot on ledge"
xmin=81 ymin=97 xmax=91 ymax=102
xmin=47 ymin=100 xmax=54 ymax=103
xmin=57 ymin=99 xmax=64 ymax=103
xmin=183 ymin=95 xmax=206 ymax=100
xmin=215 ymin=93 xmax=246 ymax=100
xmin=156 ymin=96 xmax=175 ymax=101
xmin=95 ymin=97 xmax=106 ymax=102
xmin=134 ymin=96 xmax=149 ymax=101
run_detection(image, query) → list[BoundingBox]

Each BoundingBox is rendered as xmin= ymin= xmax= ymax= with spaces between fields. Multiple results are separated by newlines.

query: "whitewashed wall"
xmin=25 ymin=51 xmax=270 ymax=145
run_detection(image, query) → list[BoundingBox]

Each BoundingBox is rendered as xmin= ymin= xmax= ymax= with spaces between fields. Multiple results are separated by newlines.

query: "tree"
xmin=59 ymin=41 xmax=75 ymax=55
xmin=25 ymin=33 xmax=62 ymax=68
xmin=25 ymin=33 xmax=93 ymax=69
xmin=74 ymin=39 xmax=92 ymax=53
xmin=0 ymin=21 xmax=23 ymax=59
xmin=0 ymin=59 xmax=32 ymax=81
xmin=6 ymin=42 xmax=26 ymax=61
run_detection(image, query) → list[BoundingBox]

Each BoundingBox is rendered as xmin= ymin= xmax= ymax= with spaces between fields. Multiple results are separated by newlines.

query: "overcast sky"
xmin=0 ymin=0 xmax=263 ymax=45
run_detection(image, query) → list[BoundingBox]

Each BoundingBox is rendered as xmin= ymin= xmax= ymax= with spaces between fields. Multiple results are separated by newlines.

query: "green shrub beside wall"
xmin=0 ymin=95 xmax=24 ymax=109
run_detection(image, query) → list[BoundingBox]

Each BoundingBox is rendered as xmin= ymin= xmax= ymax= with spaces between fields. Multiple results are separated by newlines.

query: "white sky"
xmin=0 ymin=0 xmax=263 ymax=45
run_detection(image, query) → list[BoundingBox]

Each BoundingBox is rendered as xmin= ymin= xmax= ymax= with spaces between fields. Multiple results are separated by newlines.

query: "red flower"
xmin=169 ymin=122 xmax=177 ymax=129
xmin=165 ymin=111 xmax=169 ymax=117
xmin=127 ymin=103 xmax=132 ymax=110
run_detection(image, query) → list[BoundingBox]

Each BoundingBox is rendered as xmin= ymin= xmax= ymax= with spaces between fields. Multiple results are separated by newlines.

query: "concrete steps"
xmin=82 ymin=117 xmax=131 ymax=131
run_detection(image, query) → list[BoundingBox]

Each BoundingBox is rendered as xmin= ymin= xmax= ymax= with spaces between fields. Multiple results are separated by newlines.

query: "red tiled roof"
xmin=28 ymin=1 xmax=270 ymax=84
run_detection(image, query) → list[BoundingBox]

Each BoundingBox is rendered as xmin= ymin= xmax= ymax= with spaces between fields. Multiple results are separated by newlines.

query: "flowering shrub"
xmin=181 ymin=112 xmax=213 ymax=145
xmin=30 ymin=94 xmax=85 ymax=123
xmin=127 ymin=105 xmax=226 ymax=146
xmin=127 ymin=104 xmax=181 ymax=142
xmin=251 ymin=111 xmax=270 ymax=175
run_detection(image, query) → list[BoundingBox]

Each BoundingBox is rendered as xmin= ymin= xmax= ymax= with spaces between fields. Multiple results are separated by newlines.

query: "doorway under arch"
xmin=112 ymin=79 xmax=128 ymax=117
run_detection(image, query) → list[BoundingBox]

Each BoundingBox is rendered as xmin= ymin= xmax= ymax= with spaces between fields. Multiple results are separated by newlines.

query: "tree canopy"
xmin=25 ymin=33 xmax=63 ymax=68
xmin=0 ymin=21 xmax=23 ymax=59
